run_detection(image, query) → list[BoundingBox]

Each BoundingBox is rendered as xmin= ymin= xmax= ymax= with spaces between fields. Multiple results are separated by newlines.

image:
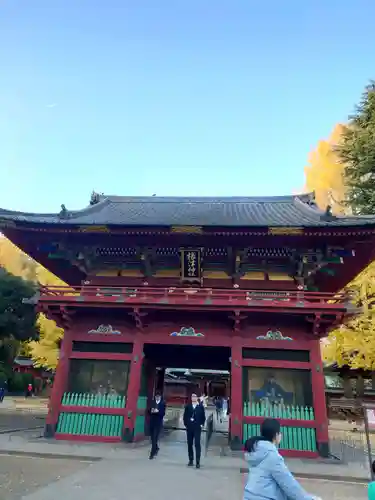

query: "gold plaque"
xmin=268 ymin=227 xmax=303 ymax=236
xmin=78 ymin=225 xmax=110 ymax=233
xmin=170 ymin=226 xmax=203 ymax=234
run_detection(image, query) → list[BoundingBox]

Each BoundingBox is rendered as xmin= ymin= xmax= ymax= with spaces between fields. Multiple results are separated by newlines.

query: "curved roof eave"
xmin=0 ymin=193 xmax=375 ymax=228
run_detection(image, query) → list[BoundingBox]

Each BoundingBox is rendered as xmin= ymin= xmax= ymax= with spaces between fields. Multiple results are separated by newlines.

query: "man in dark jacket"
xmin=183 ymin=393 xmax=206 ymax=469
xmin=149 ymin=392 xmax=166 ymax=459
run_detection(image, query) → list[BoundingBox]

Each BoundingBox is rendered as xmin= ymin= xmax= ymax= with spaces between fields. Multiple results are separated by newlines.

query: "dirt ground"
xmin=0 ymin=455 xmax=91 ymax=500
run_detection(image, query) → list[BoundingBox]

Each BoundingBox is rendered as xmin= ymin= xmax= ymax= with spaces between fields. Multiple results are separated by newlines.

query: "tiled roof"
xmin=1 ymin=194 xmax=375 ymax=228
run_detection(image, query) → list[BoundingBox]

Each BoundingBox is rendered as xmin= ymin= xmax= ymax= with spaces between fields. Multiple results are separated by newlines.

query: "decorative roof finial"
xmin=306 ymin=192 xmax=317 ymax=207
xmin=90 ymin=191 xmax=100 ymax=206
xmin=320 ymin=204 xmax=337 ymax=221
xmin=59 ymin=204 xmax=69 ymax=218
xmin=325 ymin=205 xmax=332 ymax=217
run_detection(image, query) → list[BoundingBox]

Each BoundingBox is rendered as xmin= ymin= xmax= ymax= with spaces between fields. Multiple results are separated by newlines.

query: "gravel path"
xmin=0 ymin=412 xmax=45 ymax=433
xmin=0 ymin=455 xmax=91 ymax=500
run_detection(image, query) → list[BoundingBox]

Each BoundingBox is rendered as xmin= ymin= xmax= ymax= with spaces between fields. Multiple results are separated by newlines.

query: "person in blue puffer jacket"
xmin=243 ymin=418 xmax=321 ymax=500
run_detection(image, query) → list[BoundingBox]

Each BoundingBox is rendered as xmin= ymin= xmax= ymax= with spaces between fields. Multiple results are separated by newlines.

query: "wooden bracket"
xmin=228 ymin=310 xmax=247 ymax=332
xmin=59 ymin=306 xmax=75 ymax=329
xmin=128 ymin=308 xmax=148 ymax=331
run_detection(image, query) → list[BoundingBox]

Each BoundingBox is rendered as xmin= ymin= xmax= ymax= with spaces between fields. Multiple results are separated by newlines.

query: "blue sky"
xmin=1 ymin=1 xmax=375 ymax=212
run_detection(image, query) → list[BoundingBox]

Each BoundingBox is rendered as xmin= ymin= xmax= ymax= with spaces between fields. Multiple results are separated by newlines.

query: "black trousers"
xmin=186 ymin=426 xmax=202 ymax=464
xmin=150 ymin=423 xmax=161 ymax=456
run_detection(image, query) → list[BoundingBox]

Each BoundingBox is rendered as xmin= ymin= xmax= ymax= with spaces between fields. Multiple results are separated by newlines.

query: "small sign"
xmin=362 ymin=403 xmax=375 ymax=479
xmin=366 ymin=408 xmax=375 ymax=430
xmin=181 ymin=249 xmax=201 ymax=282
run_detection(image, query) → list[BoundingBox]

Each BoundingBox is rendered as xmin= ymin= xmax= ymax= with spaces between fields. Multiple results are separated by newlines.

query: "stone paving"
xmin=0 ymin=402 xmax=370 ymax=499
xmin=16 ymin=448 xmax=368 ymax=500
xmin=0 ymin=429 xmax=368 ymax=499
xmin=0 ymin=455 xmax=90 ymax=500
xmin=0 ymin=412 xmax=45 ymax=434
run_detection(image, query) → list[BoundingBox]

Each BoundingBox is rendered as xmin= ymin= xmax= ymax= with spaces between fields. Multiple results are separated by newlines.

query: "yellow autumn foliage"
xmin=0 ymin=236 xmax=65 ymax=369
xmin=322 ymin=265 xmax=375 ymax=369
xmin=304 ymin=124 xmax=348 ymax=216
xmin=305 ymin=124 xmax=375 ymax=369
xmin=29 ymin=315 xmax=63 ymax=370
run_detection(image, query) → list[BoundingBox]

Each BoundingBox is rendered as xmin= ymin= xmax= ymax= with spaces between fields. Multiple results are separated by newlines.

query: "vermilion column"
xmin=145 ymin=361 xmax=157 ymax=436
xmin=310 ymin=338 xmax=329 ymax=457
xmin=44 ymin=328 xmax=73 ymax=438
xmin=122 ymin=335 xmax=144 ymax=442
xmin=230 ymin=336 xmax=243 ymax=449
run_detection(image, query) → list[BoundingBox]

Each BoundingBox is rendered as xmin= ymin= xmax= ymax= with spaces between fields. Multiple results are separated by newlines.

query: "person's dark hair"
xmin=244 ymin=418 xmax=281 ymax=453
xmin=155 ymin=391 xmax=161 ymax=397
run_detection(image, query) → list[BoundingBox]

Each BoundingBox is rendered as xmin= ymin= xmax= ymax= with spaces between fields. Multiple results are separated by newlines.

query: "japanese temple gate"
xmin=1 ymin=192 xmax=375 ymax=458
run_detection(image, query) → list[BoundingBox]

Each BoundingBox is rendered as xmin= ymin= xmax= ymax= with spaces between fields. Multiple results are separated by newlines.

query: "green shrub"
xmin=0 ymin=369 xmax=7 ymax=385
xmin=8 ymin=372 xmax=33 ymax=392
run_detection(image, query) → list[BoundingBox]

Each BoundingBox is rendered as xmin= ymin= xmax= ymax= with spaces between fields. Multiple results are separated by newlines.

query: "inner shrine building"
xmin=1 ymin=193 xmax=374 ymax=458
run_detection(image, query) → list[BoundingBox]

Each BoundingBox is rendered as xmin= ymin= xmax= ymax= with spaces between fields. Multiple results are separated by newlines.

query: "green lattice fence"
xmin=243 ymin=403 xmax=317 ymax=452
xmin=243 ymin=402 xmax=314 ymax=420
xmin=57 ymin=412 xmax=124 ymax=437
xmin=61 ymin=392 xmax=126 ymax=408
xmin=56 ymin=392 xmax=126 ymax=437
xmin=134 ymin=396 xmax=148 ymax=437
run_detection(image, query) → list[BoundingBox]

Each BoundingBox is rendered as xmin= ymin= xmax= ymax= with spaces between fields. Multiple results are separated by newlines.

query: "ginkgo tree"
xmin=322 ymin=266 xmax=375 ymax=370
xmin=0 ymin=236 xmax=64 ymax=369
xmin=304 ymin=124 xmax=348 ymax=216
xmin=29 ymin=314 xmax=63 ymax=370
xmin=305 ymin=122 xmax=375 ymax=370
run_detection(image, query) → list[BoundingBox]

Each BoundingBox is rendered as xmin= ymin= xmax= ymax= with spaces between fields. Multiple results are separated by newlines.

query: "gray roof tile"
xmin=1 ymin=194 xmax=375 ymax=228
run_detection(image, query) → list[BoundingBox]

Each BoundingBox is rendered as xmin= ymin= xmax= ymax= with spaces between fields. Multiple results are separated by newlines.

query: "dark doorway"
xmin=143 ymin=344 xmax=231 ymax=371
xmin=143 ymin=343 xmax=231 ymax=436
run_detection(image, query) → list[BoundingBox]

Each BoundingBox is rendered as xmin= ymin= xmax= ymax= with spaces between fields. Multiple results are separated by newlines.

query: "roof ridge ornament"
xmin=305 ymin=192 xmax=318 ymax=207
xmin=320 ymin=205 xmax=337 ymax=221
xmin=59 ymin=204 xmax=71 ymax=219
xmin=90 ymin=191 xmax=102 ymax=206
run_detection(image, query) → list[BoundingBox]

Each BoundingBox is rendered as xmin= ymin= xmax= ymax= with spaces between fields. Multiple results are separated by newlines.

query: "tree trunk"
xmin=356 ymin=374 xmax=365 ymax=398
xmin=343 ymin=375 xmax=353 ymax=398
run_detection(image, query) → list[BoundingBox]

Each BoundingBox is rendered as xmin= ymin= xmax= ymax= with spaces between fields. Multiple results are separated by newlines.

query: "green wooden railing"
xmin=57 ymin=412 xmax=124 ymax=437
xmin=56 ymin=392 xmax=126 ymax=437
xmin=243 ymin=403 xmax=316 ymax=452
xmin=243 ymin=423 xmax=317 ymax=452
xmin=134 ymin=396 xmax=148 ymax=437
xmin=243 ymin=402 xmax=315 ymax=420
xmin=61 ymin=392 xmax=126 ymax=408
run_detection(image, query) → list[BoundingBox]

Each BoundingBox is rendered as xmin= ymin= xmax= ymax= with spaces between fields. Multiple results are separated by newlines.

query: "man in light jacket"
xmin=244 ymin=418 xmax=321 ymax=500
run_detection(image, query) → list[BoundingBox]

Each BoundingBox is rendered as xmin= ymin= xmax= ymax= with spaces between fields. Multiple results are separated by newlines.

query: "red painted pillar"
xmin=146 ymin=362 xmax=156 ymax=403
xmin=310 ymin=338 xmax=329 ymax=457
xmin=44 ymin=328 xmax=73 ymax=438
xmin=230 ymin=336 xmax=243 ymax=449
xmin=145 ymin=361 xmax=156 ymax=436
xmin=122 ymin=336 xmax=144 ymax=442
